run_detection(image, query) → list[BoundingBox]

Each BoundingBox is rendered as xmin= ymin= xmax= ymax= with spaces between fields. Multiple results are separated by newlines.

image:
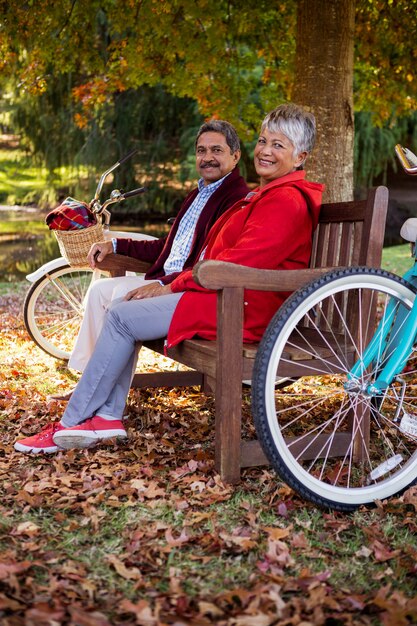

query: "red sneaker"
xmin=52 ymin=415 xmax=127 ymax=450
xmin=14 ymin=422 xmax=65 ymax=454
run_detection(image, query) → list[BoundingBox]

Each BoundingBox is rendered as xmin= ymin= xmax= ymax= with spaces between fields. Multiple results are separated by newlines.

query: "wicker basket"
xmin=54 ymin=221 xmax=105 ymax=268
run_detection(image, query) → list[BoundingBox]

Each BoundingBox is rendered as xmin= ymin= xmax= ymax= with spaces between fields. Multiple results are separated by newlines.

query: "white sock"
xmin=95 ymin=414 xmax=121 ymax=421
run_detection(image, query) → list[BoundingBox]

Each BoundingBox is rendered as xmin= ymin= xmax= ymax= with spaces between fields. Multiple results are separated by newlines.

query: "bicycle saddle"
xmin=400 ymin=218 xmax=417 ymax=243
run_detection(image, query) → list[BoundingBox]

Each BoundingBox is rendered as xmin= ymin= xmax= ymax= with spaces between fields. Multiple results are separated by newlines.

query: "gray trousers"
xmin=61 ymin=292 xmax=184 ymax=427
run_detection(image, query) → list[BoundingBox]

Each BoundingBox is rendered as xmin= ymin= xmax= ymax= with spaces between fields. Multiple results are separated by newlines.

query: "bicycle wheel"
xmin=24 ymin=265 xmax=95 ymax=360
xmin=252 ymin=267 xmax=417 ymax=511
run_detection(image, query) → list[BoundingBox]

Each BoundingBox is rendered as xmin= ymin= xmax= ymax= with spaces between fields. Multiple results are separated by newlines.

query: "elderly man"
xmin=58 ymin=120 xmax=249 ymax=385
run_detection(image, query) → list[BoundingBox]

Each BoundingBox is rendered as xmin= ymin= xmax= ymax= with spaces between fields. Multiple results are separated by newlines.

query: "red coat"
xmin=116 ymin=167 xmax=249 ymax=285
xmin=167 ymin=171 xmax=324 ymax=348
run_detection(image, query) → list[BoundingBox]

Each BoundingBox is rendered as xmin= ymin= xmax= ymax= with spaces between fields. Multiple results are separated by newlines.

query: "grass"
xmin=381 ymin=242 xmax=414 ymax=276
xmin=1 ymin=483 xmax=415 ymax=601
xmin=0 ymin=144 xmax=89 ymax=207
xmin=0 ymin=148 xmax=50 ymax=201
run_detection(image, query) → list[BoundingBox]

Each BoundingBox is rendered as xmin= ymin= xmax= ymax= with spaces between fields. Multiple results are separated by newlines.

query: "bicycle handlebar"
xmin=122 ymin=186 xmax=147 ymax=199
xmin=395 ymin=144 xmax=417 ymax=175
xmin=92 ymin=149 xmax=141 ymax=202
xmin=117 ymin=149 xmax=138 ymax=167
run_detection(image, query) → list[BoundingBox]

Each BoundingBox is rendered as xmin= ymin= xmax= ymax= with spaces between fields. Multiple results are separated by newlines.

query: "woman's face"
xmin=254 ymin=127 xmax=307 ymax=187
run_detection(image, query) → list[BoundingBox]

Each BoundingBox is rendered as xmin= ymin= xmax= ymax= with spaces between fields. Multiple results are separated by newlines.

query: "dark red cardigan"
xmin=115 ymin=167 xmax=249 ymax=285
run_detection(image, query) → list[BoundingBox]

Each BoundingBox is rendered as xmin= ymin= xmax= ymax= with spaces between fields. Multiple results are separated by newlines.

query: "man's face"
xmin=195 ymin=131 xmax=240 ymax=185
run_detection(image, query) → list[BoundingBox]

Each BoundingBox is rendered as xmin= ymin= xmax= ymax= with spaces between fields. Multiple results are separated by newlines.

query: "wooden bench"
xmin=97 ymin=186 xmax=389 ymax=483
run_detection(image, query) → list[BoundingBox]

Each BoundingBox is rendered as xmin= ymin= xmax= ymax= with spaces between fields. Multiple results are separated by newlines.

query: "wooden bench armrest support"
xmin=193 ymin=260 xmax=336 ymax=292
xmin=96 ymin=253 xmax=152 ymax=276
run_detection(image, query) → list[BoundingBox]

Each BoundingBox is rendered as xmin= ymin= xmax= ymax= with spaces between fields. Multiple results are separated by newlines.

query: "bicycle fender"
xmin=25 ymin=257 xmax=69 ymax=282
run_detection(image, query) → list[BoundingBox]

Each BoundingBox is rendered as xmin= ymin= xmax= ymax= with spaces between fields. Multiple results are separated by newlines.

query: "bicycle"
xmin=23 ymin=151 xmax=155 ymax=361
xmin=251 ymin=144 xmax=417 ymax=511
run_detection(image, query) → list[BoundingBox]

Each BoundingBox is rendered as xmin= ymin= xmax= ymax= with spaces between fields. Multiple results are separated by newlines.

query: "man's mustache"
xmin=200 ymin=161 xmax=219 ymax=168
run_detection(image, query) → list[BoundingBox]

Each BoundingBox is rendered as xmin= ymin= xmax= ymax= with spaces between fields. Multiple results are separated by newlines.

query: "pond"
xmin=0 ymin=205 xmax=169 ymax=282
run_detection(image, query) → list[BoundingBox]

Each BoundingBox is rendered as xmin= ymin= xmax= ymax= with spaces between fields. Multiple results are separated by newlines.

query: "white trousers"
xmin=68 ymin=276 xmax=157 ymax=372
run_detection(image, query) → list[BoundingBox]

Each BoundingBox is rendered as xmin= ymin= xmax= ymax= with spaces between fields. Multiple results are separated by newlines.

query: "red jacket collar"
xmin=251 ymin=170 xmax=307 ymax=199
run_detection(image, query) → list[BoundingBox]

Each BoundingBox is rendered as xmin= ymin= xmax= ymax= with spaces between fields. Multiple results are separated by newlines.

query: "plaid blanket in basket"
xmin=46 ymin=197 xmax=97 ymax=231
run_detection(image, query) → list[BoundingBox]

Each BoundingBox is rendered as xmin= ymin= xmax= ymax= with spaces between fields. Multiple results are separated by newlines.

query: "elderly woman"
xmin=15 ymin=103 xmax=324 ymax=454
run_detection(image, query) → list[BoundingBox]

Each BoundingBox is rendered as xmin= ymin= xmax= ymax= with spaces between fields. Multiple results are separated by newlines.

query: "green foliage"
xmin=10 ymin=73 xmax=84 ymax=171
xmin=0 ymin=0 xmax=294 ymax=133
xmin=354 ymin=111 xmax=417 ymax=187
xmin=3 ymin=0 xmax=417 ymax=202
xmin=3 ymin=1 xmax=417 ymax=126
xmin=355 ymin=0 xmax=417 ymax=120
xmin=78 ymin=86 xmax=204 ymax=213
xmin=6 ymin=77 xmax=205 ymax=211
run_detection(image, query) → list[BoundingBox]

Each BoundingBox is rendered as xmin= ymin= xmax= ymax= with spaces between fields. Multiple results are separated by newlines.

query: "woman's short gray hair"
xmin=195 ymin=120 xmax=240 ymax=154
xmin=261 ymin=103 xmax=316 ymax=156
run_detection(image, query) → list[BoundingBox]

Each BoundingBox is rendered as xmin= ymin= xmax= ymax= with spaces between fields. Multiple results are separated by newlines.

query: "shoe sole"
xmin=54 ymin=430 xmax=127 ymax=450
xmin=14 ymin=442 xmax=60 ymax=453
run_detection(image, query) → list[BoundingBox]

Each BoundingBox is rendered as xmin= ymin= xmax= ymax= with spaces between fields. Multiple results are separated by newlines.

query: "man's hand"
xmin=125 ymin=282 xmax=172 ymax=300
xmin=87 ymin=240 xmax=113 ymax=269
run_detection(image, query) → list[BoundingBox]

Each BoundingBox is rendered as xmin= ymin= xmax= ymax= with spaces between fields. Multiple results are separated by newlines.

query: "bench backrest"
xmin=311 ymin=186 xmax=388 ymax=271
xmin=304 ymin=186 xmax=388 ymax=337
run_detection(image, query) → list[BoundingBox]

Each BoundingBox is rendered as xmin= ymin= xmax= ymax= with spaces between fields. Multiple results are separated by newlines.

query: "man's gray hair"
xmin=195 ymin=120 xmax=241 ymax=154
xmin=261 ymin=103 xmax=316 ymax=156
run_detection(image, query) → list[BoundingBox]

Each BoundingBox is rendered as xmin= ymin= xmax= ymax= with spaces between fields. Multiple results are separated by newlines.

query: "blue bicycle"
xmin=252 ymin=145 xmax=417 ymax=511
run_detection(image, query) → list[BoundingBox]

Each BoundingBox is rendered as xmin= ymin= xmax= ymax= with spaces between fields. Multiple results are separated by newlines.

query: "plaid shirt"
xmin=163 ymin=174 xmax=229 ymax=275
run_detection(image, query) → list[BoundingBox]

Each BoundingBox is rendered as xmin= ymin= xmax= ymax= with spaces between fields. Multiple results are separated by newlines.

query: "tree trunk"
xmin=292 ymin=0 xmax=354 ymax=202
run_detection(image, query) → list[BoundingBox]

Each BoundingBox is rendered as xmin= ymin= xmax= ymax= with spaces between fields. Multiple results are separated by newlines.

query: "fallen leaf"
xmin=119 ymin=598 xmax=158 ymax=625
xmin=370 ymin=540 xmax=402 ymax=562
xmin=12 ymin=521 xmax=40 ymax=537
xmin=106 ymin=554 xmax=142 ymax=581
xmin=262 ymin=526 xmax=290 ymax=540
xmin=69 ymin=607 xmax=113 ymax=626
xmin=165 ymin=527 xmax=190 ymax=547
xmin=24 ymin=602 xmax=65 ymax=626
xmin=219 ymin=531 xmax=257 ymax=551
xmin=0 ymin=560 xmax=32 ymax=580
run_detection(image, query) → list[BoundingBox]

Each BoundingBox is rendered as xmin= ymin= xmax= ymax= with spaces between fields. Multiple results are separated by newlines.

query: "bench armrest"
xmin=96 ymin=253 xmax=152 ymax=275
xmin=192 ymin=260 xmax=336 ymax=292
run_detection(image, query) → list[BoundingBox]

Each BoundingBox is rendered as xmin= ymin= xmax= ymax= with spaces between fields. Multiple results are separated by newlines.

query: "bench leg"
xmin=351 ymin=405 xmax=371 ymax=463
xmin=214 ymin=287 xmax=244 ymax=483
xmin=214 ymin=369 xmax=243 ymax=483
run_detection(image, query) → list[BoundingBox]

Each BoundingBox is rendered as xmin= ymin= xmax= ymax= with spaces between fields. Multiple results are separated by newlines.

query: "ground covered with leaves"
xmin=0 ymin=281 xmax=417 ymax=626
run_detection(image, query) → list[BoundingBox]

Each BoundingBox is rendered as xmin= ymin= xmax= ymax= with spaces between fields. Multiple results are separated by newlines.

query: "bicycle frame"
xmin=344 ymin=144 xmax=417 ymax=395
xmin=348 ymin=244 xmax=417 ymax=395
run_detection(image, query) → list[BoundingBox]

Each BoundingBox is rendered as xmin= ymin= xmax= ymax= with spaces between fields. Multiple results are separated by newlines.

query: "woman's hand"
xmin=87 ymin=241 xmax=113 ymax=269
xmin=125 ymin=282 xmax=172 ymax=301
